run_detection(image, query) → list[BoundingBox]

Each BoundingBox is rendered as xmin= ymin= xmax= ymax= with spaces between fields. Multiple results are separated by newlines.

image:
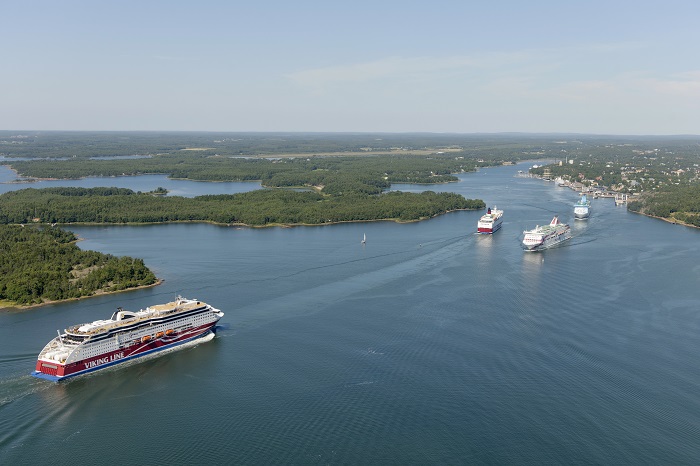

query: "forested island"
xmin=7 ymin=154 xmax=467 ymax=195
xmin=0 ymin=187 xmax=482 ymax=226
xmin=0 ymin=224 xmax=158 ymax=307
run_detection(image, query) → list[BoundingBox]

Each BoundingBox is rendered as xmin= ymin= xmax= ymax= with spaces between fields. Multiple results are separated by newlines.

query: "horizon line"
xmin=1 ymin=129 xmax=699 ymax=138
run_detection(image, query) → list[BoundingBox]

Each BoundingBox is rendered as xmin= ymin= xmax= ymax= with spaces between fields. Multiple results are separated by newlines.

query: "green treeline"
xmin=8 ymin=154 xmax=471 ymax=195
xmin=0 ymin=131 xmax=578 ymax=159
xmin=4 ymin=132 xmax=606 ymax=196
xmin=0 ymin=224 xmax=157 ymax=305
xmin=0 ymin=187 xmax=484 ymax=226
xmin=529 ymin=162 xmax=626 ymax=188
xmin=628 ymin=184 xmax=700 ymax=227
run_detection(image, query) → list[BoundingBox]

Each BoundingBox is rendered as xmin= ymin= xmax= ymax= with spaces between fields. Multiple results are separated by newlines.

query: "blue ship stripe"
xmin=31 ymin=329 xmax=216 ymax=382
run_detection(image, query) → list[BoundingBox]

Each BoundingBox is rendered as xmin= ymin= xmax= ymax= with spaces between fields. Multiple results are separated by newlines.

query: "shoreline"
xmin=526 ymin=169 xmax=700 ymax=230
xmin=0 ymin=206 xmax=481 ymax=312
xmin=628 ymin=209 xmax=700 ymax=229
xmin=9 ymin=207 xmax=483 ymax=229
xmin=0 ymin=279 xmax=163 ymax=313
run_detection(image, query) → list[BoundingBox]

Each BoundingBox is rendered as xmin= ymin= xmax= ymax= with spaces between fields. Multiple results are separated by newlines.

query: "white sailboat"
xmin=361 ymin=233 xmax=366 ymax=245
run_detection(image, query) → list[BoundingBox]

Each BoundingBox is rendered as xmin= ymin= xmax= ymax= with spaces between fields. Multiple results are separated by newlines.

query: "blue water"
xmin=1 ymin=162 xmax=700 ymax=464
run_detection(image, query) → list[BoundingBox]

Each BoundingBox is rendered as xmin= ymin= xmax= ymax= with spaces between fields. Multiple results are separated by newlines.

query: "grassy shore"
xmin=0 ymin=279 xmax=163 ymax=312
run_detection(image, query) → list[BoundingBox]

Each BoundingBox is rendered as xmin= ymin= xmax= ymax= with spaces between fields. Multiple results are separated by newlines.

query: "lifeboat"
xmin=141 ymin=335 xmax=151 ymax=343
xmin=156 ymin=331 xmax=164 ymax=338
xmin=165 ymin=329 xmax=175 ymax=336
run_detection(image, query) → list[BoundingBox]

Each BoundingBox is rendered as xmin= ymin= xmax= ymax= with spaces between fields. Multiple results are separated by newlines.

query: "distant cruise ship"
xmin=32 ymin=296 xmax=223 ymax=381
xmin=477 ymin=207 xmax=503 ymax=234
xmin=522 ymin=216 xmax=571 ymax=251
xmin=574 ymin=195 xmax=591 ymax=219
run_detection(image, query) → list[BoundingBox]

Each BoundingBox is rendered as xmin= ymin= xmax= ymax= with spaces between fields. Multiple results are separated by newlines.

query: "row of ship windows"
xmin=78 ymin=321 xmax=199 ymax=358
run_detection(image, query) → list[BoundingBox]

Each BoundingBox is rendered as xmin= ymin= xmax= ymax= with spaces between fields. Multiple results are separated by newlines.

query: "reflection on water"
xmin=520 ymin=248 xmax=545 ymax=297
xmin=521 ymin=249 xmax=545 ymax=268
xmin=474 ymin=233 xmax=496 ymax=249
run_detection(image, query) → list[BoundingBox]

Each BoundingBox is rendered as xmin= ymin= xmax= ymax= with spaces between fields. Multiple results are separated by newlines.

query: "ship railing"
xmin=66 ymin=304 xmax=194 ymax=336
xmin=69 ymin=308 xmax=188 ymax=335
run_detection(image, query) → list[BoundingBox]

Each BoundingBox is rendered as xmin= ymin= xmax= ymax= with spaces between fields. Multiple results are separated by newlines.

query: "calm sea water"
xmin=2 ymin=162 xmax=700 ymax=464
xmin=0 ymin=165 xmax=261 ymax=197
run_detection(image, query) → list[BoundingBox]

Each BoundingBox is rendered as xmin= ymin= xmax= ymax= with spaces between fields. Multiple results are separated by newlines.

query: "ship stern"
xmin=32 ymin=360 xmax=67 ymax=382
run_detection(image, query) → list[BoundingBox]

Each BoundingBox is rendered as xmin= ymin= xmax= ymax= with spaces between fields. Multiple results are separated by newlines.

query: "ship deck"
xmin=66 ymin=299 xmax=206 ymax=336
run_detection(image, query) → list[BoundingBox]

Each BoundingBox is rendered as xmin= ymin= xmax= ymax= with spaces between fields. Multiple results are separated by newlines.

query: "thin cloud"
xmin=153 ymin=55 xmax=189 ymax=62
xmin=286 ymin=55 xmax=501 ymax=87
xmin=640 ymin=71 xmax=700 ymax=97
xmin=552 ymin=71 xmax=700 ymax=103
xmin=284 ymin=43 xmax=642 ymax=91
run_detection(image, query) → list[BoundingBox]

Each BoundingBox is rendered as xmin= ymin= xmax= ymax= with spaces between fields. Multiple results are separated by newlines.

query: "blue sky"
xmin=3 ymin=0 xmax=699 ymax=134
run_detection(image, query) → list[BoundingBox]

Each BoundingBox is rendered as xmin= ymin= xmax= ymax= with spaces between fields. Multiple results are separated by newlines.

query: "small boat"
xmin=155 ymin=331 xmax=164 ymax=338
xmin=361 ymin=233 xmax=366 ymax=244
xmin=165 ymin=329 xmax=175 ymax=336
xmin=142 ymin=335 xmax=152 ymax=343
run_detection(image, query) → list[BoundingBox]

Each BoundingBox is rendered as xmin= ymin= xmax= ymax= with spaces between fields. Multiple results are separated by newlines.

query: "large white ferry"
xmin=477 ymin=207 xmax=504 ymax=234
xmin=32 ymin=296 xmax=223 ymax=382
xmin=522 ymin=216 xmax=571 ymax=251
xmin=574 ymin=195 xmax=591 ymax=219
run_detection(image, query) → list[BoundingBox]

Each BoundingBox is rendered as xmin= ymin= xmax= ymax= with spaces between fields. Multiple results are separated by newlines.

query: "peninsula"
xmin=0 ymin=224 xmax=158 ymax=308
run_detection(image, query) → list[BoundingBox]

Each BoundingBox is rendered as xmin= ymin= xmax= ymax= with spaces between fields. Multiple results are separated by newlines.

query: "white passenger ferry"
xmin=477 ymin=207 xmax=504 ymax=234
xmin=574 ymin=195 xmax=591 ymax=219
xmin=522 ymin=216 xmax=571 ymax=251
xmin=32 ymin=296 xmax=223 ymax=381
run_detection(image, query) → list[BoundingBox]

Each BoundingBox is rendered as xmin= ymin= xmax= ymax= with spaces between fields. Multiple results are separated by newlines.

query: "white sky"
xmin=2 ymin=0 xmax=699 ymax=134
